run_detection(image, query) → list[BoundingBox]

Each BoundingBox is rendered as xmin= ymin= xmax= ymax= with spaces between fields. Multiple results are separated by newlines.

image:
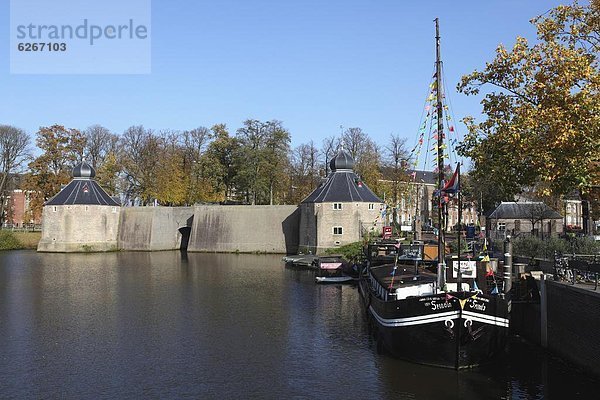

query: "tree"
xmin=383 ymin=134 xmax=410 ymax=206
xmin=120 ymin=125 xmax=162 ymax=205
xmin=0 ymin=125 xmax=30 ymax=226
xmin=83 ymin=124 xmax=121 ymax=195
xmin=458 ymin=1 xmax=600 ymax=211
xmin=289 ymin=141 xmax=321 ymax=204
xmin=24 ymin=125 xmax=86 ymax=217
xmin=235 ymin=119 xmax=291 ymax=205
xmin=203 ymin=124 xmax=239 ymax=202
xmin=341 ymin=127 xmax=382 ymax=194
xmin=83 ymin=124 xmax=119 ymax=169
xmin=321 ymin=135 xmax=340 ymax=176
xmin=262 ymin=120 xmax=291 ymax=205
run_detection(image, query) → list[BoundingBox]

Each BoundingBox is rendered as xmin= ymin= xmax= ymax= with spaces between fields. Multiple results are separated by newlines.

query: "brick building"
xmin=2 ymin=189 xmax=41 ymax=227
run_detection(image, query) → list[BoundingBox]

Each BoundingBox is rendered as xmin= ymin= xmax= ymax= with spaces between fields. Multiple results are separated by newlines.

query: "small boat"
xmin=313 ymin=255 xmax=359 ymax=284
xmin=315 ymin=275 xmax=355 ymax=284
xmin=315 ymin=255 xmax=346 ymax=271
xmin=282 ymin=254 xmax=318 ymax=268
xmin=358 ymin=19 xmax=510 ymax=369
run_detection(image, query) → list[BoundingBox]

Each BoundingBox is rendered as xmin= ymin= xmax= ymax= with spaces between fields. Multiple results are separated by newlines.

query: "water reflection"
xmin=0 ymin=251 xmax=597 ymax=399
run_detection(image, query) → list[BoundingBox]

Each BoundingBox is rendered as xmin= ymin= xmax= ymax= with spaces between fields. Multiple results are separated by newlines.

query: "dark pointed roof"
xmin=45 ymin=162 xmax=119 ymax=206
xmin=302 ymin=150 xmax=383 ymax=204
xmin=488 ymin=202 xmax=562 ymax=220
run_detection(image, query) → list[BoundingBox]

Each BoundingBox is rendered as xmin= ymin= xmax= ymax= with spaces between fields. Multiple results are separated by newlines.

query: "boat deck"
xmin=370 ymin=263 xmax=437 ymax=291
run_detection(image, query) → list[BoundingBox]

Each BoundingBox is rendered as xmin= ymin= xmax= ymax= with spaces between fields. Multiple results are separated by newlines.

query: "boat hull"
xmin=360 ymin=279 xmax=509 ymax=369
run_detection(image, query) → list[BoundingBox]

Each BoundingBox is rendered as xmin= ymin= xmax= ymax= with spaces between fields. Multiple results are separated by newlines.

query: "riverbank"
xmin=0 ymin=231 xmax=41 ymax=250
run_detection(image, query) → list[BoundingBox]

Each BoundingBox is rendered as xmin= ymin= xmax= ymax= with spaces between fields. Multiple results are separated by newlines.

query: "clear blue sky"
xmin=0 ymin=0 xmax=571 ymax=151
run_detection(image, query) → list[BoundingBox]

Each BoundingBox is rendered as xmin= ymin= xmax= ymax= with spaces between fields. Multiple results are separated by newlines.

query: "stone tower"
xmin=298 ymin=149 xmax=384 ymax=253
xmin=37 ymin=162 xmax=120 ymax=252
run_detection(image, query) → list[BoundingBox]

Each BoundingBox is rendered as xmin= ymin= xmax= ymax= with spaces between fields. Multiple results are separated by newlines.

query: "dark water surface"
xmin=0 ymin=251 xmax=598 ymax=399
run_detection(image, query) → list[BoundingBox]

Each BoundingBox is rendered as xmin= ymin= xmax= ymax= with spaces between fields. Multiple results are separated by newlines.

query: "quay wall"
xmin=512 ymin=278 xmax=600 ymax=377
xmin=39 ymin=204 xmax=299 ymax=253
xmin=188 ymin=205 xmax=299 ymax=254
xmin=545 ymin=281 xmax=600 ymax=376
xmin=118 ymin=207 xmax=194 ymax=251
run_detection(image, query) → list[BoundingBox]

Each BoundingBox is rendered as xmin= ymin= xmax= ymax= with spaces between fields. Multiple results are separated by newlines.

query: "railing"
xmin=0 ymin=224 xmax=42 ymax=232
xmin=553 ymin=252 xmax=600 ymax=290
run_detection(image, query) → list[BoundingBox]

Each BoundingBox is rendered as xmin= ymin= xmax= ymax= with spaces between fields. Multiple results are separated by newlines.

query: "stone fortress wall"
xmin=38 ymin=204 xmax=300 ymax=254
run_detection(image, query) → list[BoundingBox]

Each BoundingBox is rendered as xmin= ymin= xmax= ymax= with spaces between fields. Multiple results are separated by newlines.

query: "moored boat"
xmin=358 ymin=19 xmax=510 ymax=369
xmin=359 ymin=240 xmax=509 ymax=369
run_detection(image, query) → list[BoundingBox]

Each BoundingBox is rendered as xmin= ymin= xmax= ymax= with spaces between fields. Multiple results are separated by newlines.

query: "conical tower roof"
xmin=45 ymin=161 xmax=119 ymax=206
xmin=302 ymin=150 xmax=382 ymax=203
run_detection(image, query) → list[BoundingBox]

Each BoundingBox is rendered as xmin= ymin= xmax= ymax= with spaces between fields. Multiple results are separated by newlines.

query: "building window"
xmin=53 ymin=206 xmax=57 ymax=212
xmin=497 ymin=222 xmax=506 ymax=231
xmin=514 ymin=220 xmax=521 ymax=232
xmin=333 ymin=203 xmax=343 ymax=210
xmin=368 ymin=203 xmax=374 ymax=210
xmin=333 ymin=226 xmax=343 ymax=235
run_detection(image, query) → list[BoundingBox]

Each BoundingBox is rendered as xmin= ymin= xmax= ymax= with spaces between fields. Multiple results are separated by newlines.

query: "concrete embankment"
xmin=512 ymin=268 xmax=600 ymax=377
xmin=188 ymin=205 xmax=299 ymax=254
xmin=116 ymin=205 xmax=299 ymax=254
xmin=118 ymin=207 xmax=194 ymax=251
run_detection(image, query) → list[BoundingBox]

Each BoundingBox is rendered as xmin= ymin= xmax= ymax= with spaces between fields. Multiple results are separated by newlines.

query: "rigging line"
xmin=423 ymin=99 xmax=436 ymax=172
xmin=440 ymin=63 xmax=462 ymax=165
xmin=411 ymin=65 xmax=438 ymax=156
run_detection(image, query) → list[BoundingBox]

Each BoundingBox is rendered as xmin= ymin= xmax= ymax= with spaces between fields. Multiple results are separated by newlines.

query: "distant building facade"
xmin=299 ymin=150 xmax=384 ymax=253
xmin=487 ymin=201 xmax=563 ymax=238
xmin=2 ymin=189 xmax=41 ymax=227
xmin=380 ymin=169 xmax=479 ymax=232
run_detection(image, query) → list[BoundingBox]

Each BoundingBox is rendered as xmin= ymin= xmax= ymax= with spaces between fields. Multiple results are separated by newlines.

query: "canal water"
xmin=0 ymin=251 xmax=597 ymax=399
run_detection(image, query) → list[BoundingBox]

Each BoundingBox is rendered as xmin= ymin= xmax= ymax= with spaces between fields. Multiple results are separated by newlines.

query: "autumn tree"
xmin=0 ymin=125 xmax=30 ymax=226
xmin=24 ymin=125 xmax=86 ymax=217
xmin=457 ymin=1 xmax=600 ymax=215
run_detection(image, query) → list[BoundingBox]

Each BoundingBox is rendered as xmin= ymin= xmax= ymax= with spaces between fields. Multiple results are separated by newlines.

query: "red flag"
xmin=441 ymin=165 xmax=459 ymax=194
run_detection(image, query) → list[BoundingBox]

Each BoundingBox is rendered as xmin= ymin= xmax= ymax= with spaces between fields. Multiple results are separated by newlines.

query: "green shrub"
xmin=323 ymin=241 xmax=364 ymax=262
xmin=511 ymin=235 xmax=600 ymax=259
xmin=0 ymin=231 xmax=24 ymax=251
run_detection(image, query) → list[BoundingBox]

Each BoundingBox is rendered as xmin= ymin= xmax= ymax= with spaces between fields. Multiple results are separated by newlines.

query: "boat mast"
xmin=435 ymin=18 xmax=446 ymax=290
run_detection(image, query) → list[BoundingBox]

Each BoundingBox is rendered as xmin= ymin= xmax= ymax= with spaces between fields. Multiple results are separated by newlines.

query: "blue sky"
xmin=0 ymin=0 xmax=571 ymax=152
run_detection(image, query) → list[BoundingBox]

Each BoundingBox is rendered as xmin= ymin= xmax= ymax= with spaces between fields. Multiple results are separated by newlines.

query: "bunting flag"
xmin=481 ymin=238 xmax=490 ymax=262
